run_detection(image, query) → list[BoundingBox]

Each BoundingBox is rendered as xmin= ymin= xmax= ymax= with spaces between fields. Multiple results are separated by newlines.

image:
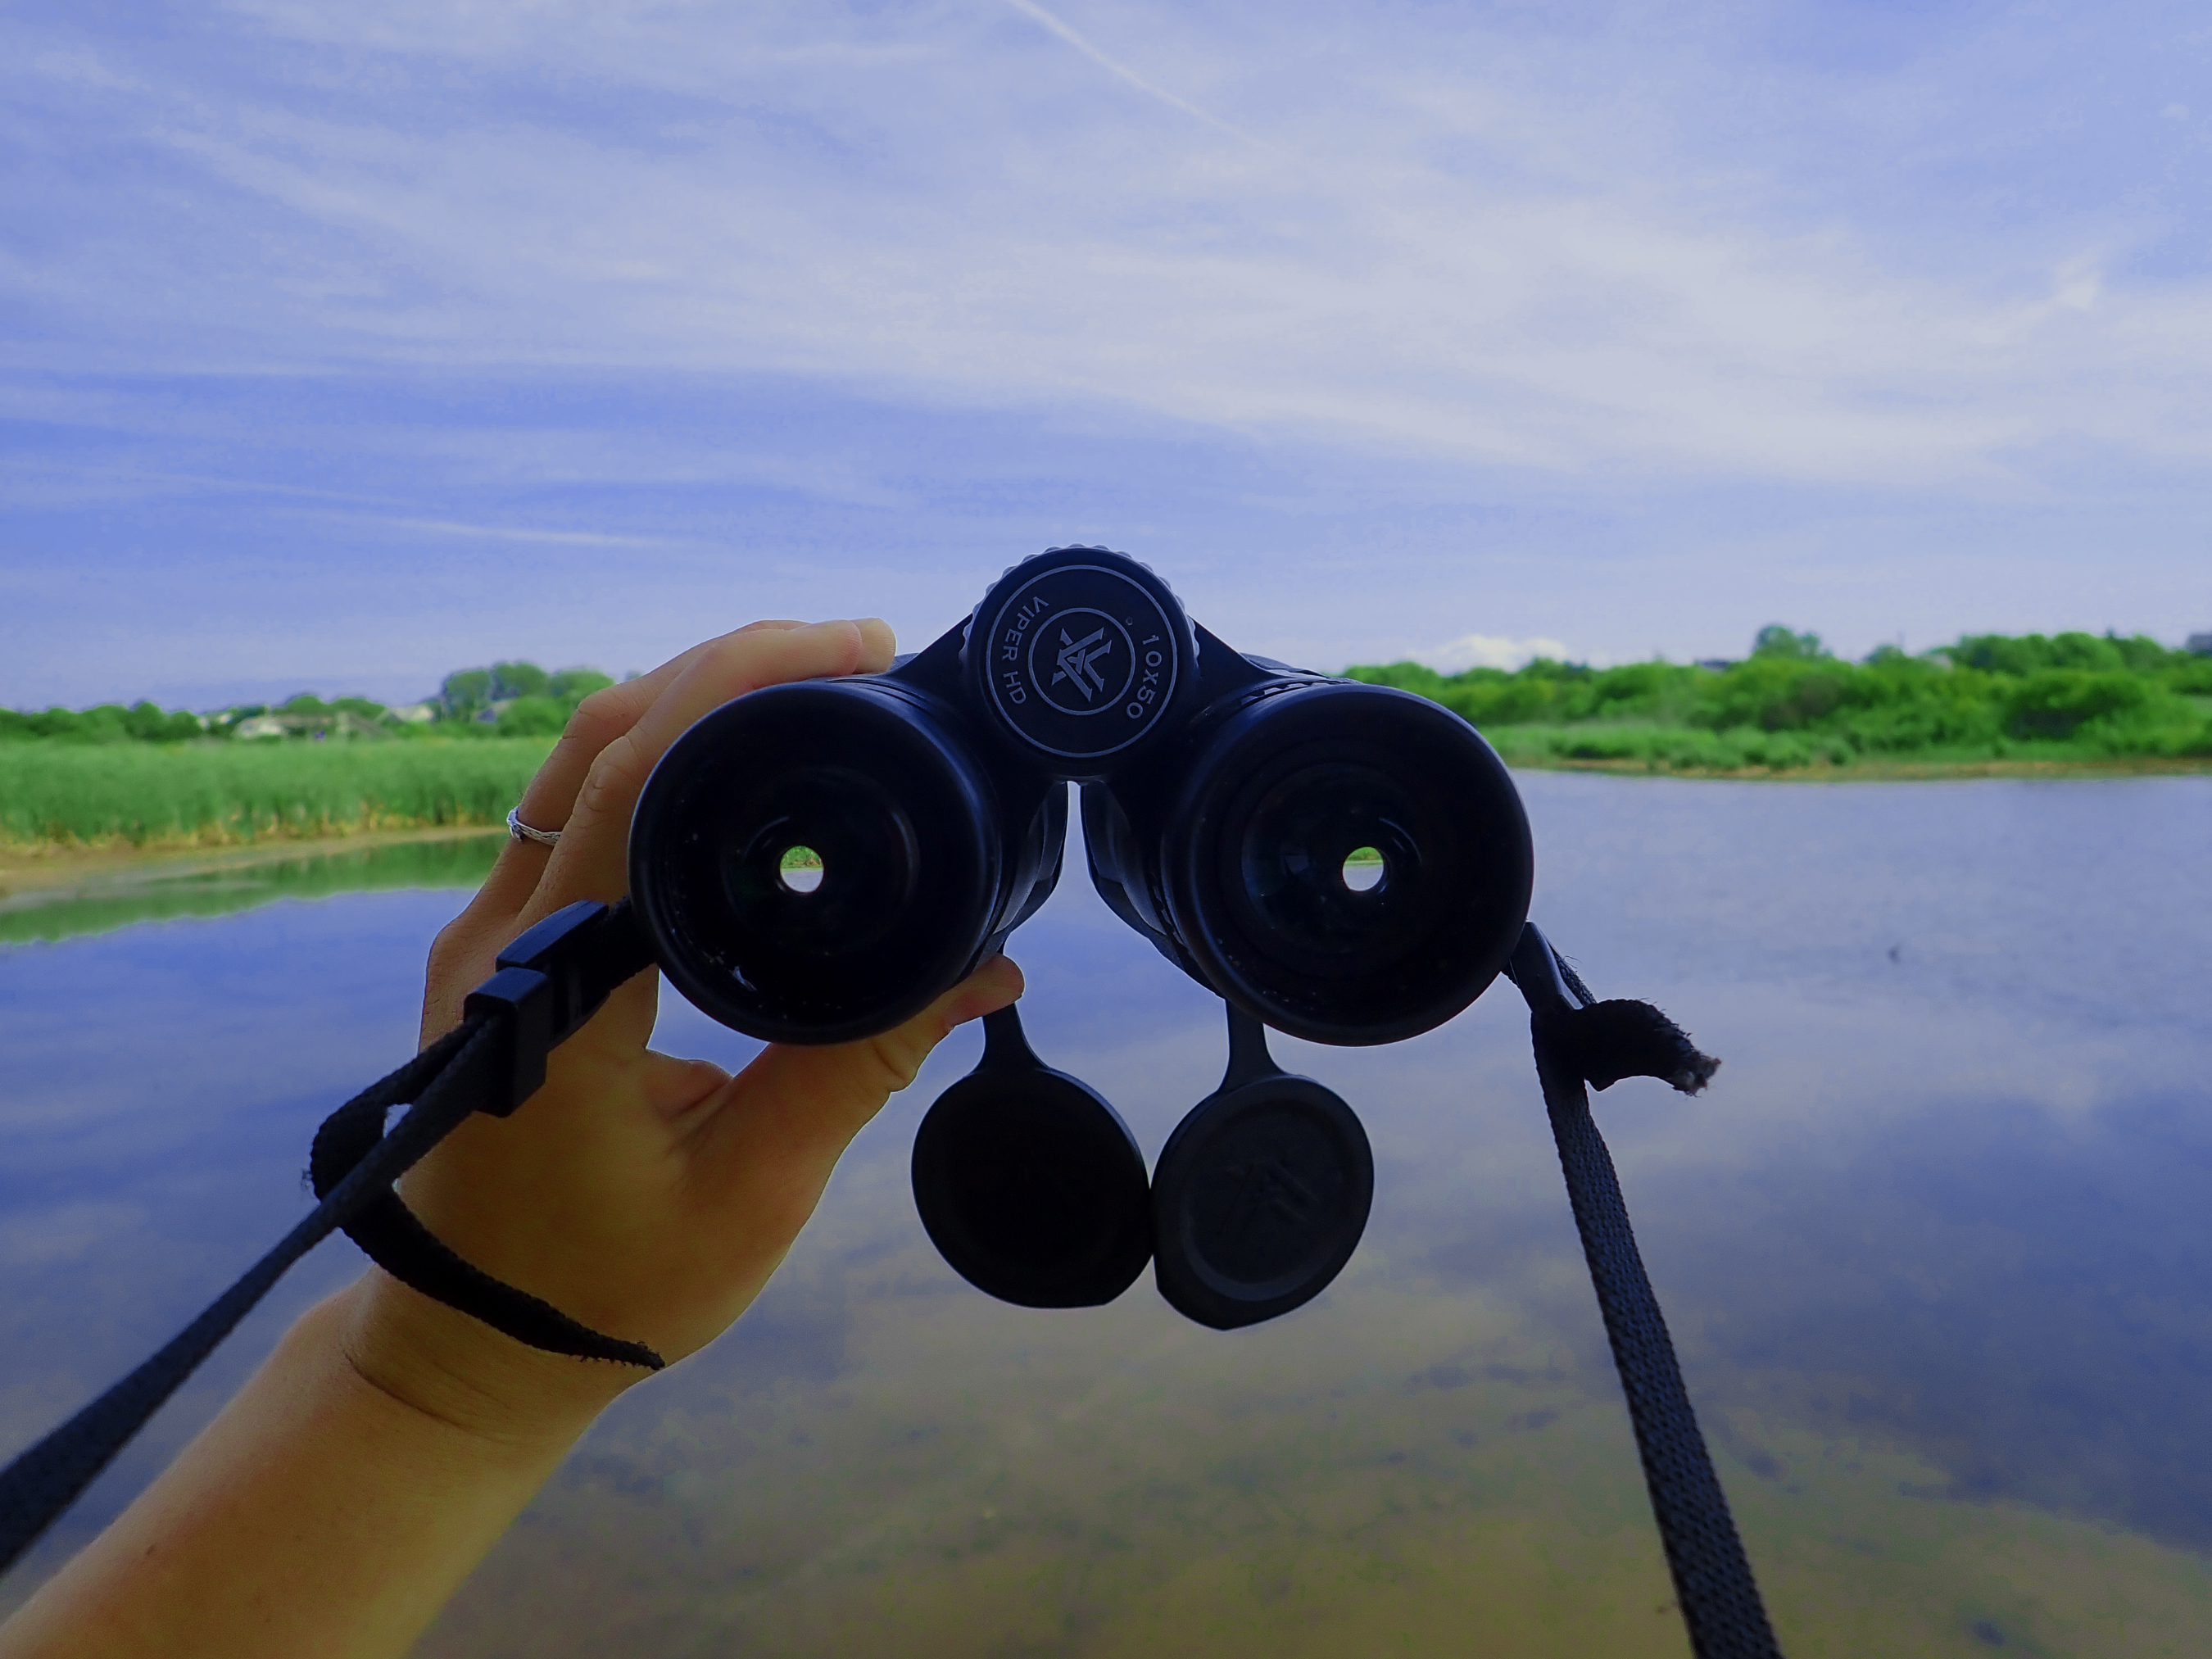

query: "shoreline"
xmin=1498 ymin=755 xmax=2212 ymax=783
xmin=0 ymin=824 xmax=507 ymax=904
xmin=4 ymin=755 xmax=2208 ymax=897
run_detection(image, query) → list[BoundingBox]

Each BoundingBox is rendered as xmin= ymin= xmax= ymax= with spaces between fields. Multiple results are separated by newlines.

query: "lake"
xmin=2 ymin=773 xmax=2210 ymax=1657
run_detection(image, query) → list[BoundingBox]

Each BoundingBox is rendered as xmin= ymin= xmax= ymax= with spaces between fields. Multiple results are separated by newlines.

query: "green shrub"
xmin=1346 ymin=627 xmax=2212 ymax=773
xmin=0 ymin=702 xmax=202 ymax=744
xmin=2001 ymin=670 xmax=2151 ymax=739
xmin=1950 ymin=631 xmax=2167 ymax=676
xmin=496 ymin=696 xmax=570 ymax=737
xmin=1752 ymin=624 xmax=1824 ymax=660
xmin=1692 ymin=658 xmax=1851 ymax=731
xmin=551 ymin=669 xmax=614 ymax=700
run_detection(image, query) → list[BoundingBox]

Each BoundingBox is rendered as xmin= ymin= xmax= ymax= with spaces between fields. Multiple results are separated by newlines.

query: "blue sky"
xmin=4 ymin=0 xmax=2209 ymax=709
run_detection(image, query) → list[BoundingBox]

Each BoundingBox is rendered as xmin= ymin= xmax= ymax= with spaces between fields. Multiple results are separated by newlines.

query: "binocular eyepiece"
xmin=629 ymin=546 xmax=1534 ymax=1048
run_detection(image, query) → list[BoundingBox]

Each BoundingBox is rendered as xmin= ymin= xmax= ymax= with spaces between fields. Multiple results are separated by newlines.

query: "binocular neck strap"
xmin=1509 ymin=924 xmax=1782 ymax=1659
xmin=2 ymin=899 xmax=1784 ymax=1659
xmin=307 ymin=1067 xmax=666 ymax=1370
xmin=0 ymin=901 xmax=660 ymax=1579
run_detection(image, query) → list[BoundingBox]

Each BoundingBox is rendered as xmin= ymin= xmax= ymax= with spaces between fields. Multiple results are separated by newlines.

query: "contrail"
xmin=999 ymin=0 xmax=1258 ymax=145
xmin=383 ymin=516 xmax=675 ymax=550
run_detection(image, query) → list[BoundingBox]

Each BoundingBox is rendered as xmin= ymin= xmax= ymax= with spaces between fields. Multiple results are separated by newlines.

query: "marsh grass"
xmin=0 ymin=739 xmax=555 ymax=850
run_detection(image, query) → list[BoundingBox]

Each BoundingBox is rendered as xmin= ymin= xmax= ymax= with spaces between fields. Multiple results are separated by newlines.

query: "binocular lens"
xmin=1165 ymin=683 xmax=1532 ymax=1045
xmin=717 ymin=765 xmax=916 ymax=957
xmin=1232 ymin=759 xmax=1430 ymax=968
xmin=629 ymin=682 xmax=1002 ymax=1044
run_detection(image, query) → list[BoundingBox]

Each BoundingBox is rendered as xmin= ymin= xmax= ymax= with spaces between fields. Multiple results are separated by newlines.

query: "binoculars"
xmin=629 ymin=547 xmax=1534 ymax=1328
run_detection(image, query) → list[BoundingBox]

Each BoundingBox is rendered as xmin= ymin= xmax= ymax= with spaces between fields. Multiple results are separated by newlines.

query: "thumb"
xmin=691 ymin=957 xmax=1027 ymax=1194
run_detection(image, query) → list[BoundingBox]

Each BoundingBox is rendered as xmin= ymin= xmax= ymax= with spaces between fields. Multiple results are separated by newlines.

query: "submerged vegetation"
xmin=1348 ymin=628 xmax=2212 ymax=775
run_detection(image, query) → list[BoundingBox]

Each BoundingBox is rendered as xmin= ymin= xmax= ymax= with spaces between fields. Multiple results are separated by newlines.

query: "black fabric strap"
xmin=0 ymin=1023 xmax=484 ymax=1573
xmin=4 ymin=891 xmax=1777 ymax=1653
xmin=1509 ymin=924 xmax=1784 ymax=1659
xmin=0 ymin=900 xmax=660 ymax=1578
xmin=303 ymin=897 xmax=664 ymax=1367
xmin=309 ymin=1088 xmax=662 ymax=1369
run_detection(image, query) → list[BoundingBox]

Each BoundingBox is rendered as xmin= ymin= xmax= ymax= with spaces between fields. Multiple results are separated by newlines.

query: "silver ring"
xmin=506 ymin=806 xmax=562 ymax=848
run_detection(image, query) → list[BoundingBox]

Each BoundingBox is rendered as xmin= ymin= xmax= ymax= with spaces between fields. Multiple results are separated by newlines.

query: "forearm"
xmin=0 ymin=616 xmax=1007 ymax=1657
xmin=0 ymin=1281 xmax=594 ymax=1659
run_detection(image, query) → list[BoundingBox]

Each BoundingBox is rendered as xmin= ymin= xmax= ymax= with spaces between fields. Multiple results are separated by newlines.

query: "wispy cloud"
xmin=7 ymin=1 xmax=2210 ymax=492
xmin=6 ymin=1 xmax=2211 ymax=705
xmin=997 ymin=0 xmax=1258 ymax=143
xmin=1408 ymin=633 xmax=1575 ymax=673
xmin=370 ymin=516 xmax=678 ymax=549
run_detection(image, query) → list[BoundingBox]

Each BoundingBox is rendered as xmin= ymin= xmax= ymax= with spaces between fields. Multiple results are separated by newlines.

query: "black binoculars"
xmin=628 ymin=547 xmax=1534 ymax=1328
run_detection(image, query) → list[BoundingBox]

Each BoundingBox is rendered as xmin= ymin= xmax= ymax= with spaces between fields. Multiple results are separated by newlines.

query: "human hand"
xmin=342 ymin=619 xmax=1024 ymax=1446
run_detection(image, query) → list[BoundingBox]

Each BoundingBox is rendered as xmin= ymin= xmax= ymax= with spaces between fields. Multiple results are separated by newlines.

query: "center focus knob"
xmin=969 ymin=550 xmax=1190 ymax=765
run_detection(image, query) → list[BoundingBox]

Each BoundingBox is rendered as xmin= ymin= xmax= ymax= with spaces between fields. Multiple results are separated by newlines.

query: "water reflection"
xmin=1 ymin=777 xmax=2209 ymax=1655
xmin=0 ymin=833 xmax=504 ymax=945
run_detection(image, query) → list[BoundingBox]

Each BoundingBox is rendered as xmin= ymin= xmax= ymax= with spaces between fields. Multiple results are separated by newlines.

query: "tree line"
xmin=0 ymin=662 xmax=617 ymax=745
xmin=1346 ymin=628 xmax=2212 ymax=760
xmin=10 ymin=632 xmax=2211 ymax=761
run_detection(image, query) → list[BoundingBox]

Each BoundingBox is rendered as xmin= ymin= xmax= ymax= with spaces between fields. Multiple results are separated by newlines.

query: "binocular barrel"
xmin=629 ymin=547 xmax=1533 ymax=1046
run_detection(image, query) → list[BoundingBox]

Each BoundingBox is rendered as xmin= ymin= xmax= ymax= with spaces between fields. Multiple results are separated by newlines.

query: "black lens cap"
xmin=912 ymin=1008 xmax=1153 ymax=1308
xmin=1152 ymin=1008 xmax=1374 ymax=1330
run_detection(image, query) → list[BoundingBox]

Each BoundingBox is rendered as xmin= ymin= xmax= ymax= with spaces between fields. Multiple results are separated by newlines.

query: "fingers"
xmin=514 ymin=621 xmax=813 ymax=836
xmin=466 ymin=622 xmax=814 ymax=921
xmin=686 ymin=957 xmax=1027 ymax=1208
xmin=641 ymin=1050 xmax=736 ymax=1126
xmin=421 ymin=616 xmax=889 ymax=1040
xmin=518 ymin=617 xmax=896 ymax=923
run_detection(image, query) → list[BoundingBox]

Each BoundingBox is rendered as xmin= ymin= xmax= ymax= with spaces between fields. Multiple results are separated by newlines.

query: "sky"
xmin=3 ymin=0 xmax=2210 ymax=709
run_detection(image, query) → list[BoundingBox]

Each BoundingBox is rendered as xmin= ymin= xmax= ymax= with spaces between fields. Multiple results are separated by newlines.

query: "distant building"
xmin=229 ymin=710 xmax=386 ymax=741
xmin=387 ymin=701 xmax=437 ymax=724
xmin=1693 ymin=659 xmax=1737 ymax=673
xmin=2188 ymin=632 xmax=2212 ymax=656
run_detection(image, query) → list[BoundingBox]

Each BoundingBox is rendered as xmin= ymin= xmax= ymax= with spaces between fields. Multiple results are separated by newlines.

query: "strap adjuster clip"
xmin=463 ymin=966 xmax=555 ymax=1116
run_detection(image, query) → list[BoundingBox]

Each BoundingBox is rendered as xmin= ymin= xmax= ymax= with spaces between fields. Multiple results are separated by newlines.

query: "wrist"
xmin=0 ymin=1285 xmax=604 ymax=1659
xmin=335 ymin=1271 xmax=636 ymax=1453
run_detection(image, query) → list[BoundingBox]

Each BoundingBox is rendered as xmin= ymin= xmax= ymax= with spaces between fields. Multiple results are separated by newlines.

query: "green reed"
xmin=0 ymin=739 xmax=555 ymax=848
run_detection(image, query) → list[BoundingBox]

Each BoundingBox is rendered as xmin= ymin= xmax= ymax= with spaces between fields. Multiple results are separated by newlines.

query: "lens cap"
xmin=912 ymin=1007 xmax=1153 ymax=1309
xmin=1152 ymin=1007 xmax=1374 ymax=1330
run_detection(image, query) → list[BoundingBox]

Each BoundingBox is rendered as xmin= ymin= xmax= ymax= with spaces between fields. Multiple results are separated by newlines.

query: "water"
xmin=0 ymin=833 xmax=505 ymax=946
xmin=2 ymin=779 xmax=2209 ymax=1656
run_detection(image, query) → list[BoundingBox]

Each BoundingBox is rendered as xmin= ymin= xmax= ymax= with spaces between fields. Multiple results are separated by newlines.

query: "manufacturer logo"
xmin=1051 ymin=625 xmax=1113 ymax=701
xmin=980 ymin=562 xmax=1181 ymax=759
xmin=1029 ymin=607 xmax=1135 ymax=718
xmin=1225 ymin=1156 xmax=1318 ymax=1231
